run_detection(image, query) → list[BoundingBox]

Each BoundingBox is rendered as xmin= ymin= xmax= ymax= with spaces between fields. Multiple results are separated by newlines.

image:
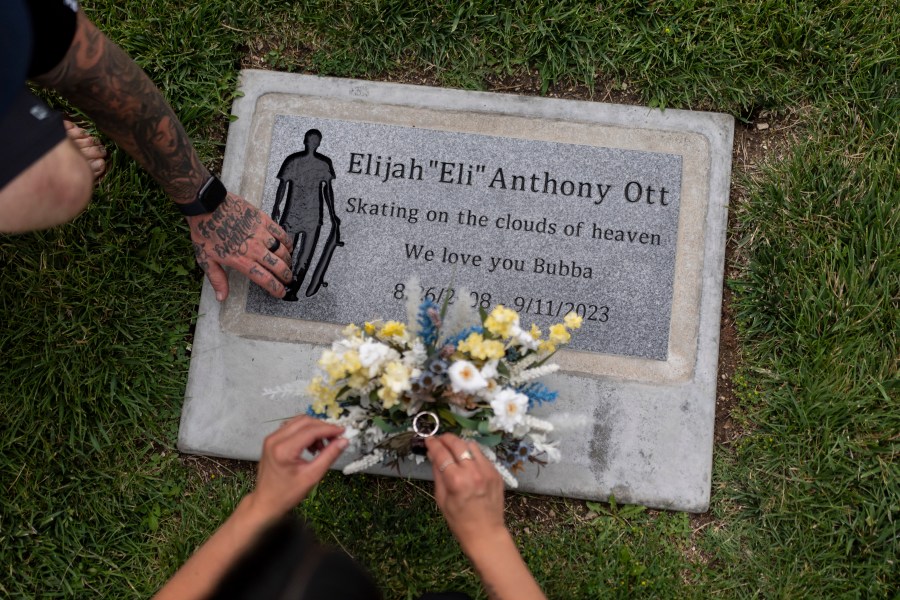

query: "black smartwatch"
xmin=177 ymin=174 xmax=227 ymax=216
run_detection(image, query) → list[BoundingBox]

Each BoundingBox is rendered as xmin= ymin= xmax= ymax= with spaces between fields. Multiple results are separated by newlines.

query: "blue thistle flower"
xmin=444 ymin=325 xmax=484 ymax=347
xmin=497 ymin=439 xmax=534 ymax=471
xmin=516 ymin=382 xmax=558 ymax=408
xmin=417 ymin=299 xmax=440 ymax=347
xmin=428 ymin=358 xmax=449 ymax=375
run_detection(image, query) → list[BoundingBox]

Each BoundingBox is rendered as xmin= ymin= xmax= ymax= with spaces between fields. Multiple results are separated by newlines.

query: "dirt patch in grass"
xmin=181 ymin=453 xmax=251 ymax=482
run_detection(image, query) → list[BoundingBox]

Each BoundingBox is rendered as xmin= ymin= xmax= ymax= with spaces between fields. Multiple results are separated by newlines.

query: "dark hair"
xmin=207 ymin=515 xmax=381 ymax=600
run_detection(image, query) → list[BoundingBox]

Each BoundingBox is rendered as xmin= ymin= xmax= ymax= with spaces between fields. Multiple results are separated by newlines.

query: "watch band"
xmin=177 ymin=175 xmax=227 ymax=216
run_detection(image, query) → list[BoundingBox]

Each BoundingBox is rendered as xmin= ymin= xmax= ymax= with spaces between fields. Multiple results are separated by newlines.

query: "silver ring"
xmin=458 ymin=450 xmax=473 ymax=461
xmin=438 ymin=458 xmax=455 ymax=472
xmin=267 ymin=239 xmax=281 ymax=253
xmin=412 ymin=411 xmax=440 ymax=438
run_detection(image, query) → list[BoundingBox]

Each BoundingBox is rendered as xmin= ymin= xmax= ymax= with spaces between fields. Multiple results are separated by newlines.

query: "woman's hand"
xmin=245 ymin=416 xmax=348 ymax=523
xmin=425 ymin=434 xmax=506 ymax=552
xmin=154 ymin=416 xmax=348 ymax=600
xmin=426 ymin=434 xmax=547 ymax=600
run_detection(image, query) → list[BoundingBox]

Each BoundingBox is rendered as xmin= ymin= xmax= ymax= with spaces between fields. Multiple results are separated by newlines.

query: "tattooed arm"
xmin=34 ymin=11 xmax=293 ymax=300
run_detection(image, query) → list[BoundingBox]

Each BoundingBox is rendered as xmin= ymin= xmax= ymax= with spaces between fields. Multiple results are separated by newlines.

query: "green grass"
xmin=2 ymin=0 xmax=898 ymax=597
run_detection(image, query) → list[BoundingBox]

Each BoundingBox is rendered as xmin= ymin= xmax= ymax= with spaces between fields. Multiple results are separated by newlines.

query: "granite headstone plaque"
xmin=180 ymin=71 xmax=734 ymax=512
xmin=245 ymin=116 xmax=682 ymax=361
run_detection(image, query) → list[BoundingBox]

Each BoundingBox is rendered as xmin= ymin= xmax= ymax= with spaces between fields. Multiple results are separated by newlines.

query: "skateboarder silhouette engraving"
xmin=271 ymin=129 xmax=344 ymax=301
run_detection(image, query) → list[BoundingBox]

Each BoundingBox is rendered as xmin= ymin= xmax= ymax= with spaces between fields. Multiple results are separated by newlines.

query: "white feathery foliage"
xmin=523 ymin=414 xmax=554 ymax=433
xmin=507 ymin=352 xmax=543 ymax=378
xmin=439 ymin=286 xmax=480 ymax=343
xmin=509 ymin=363 xmax=559 ymax=385
xmin=405 ymin=275 xmax=422 ymax=337
xmin=262 ymin=380 xmax=309 ymax=399
xmin=478 ymin=444 xmax=519 ymax=488
xmin=544 ymin=412 xmax=593 ymax=431
xmin=343 ymin=450 xmax=385 ymax=475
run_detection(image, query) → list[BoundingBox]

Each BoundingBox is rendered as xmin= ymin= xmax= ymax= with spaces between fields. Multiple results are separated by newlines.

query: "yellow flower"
xmin=346 ymin=373 xmax=369 ymax=390
xmin=342 ymin=323 xmax=362 ymax=338
xmin=379 ymin=321 xmax=407 ymax=339
xmin=311 ymin=396 xmax=329 ymax=414
xmin=539 ymin=339 xmax=557 ymax=354
xmin=549 ymin=323 xmax=571 ymax=344
xmin=530 ymin=323 xmax=541 ymax=339
xmin=307 ymin=376 xmax=332 ymax=400
xmin=318 ymin=349 xmax=363 ymax=382
xmin=318 ymin=350 xmax=345 ymax=381
xmin=458 ymin=332 xmax=506 ymax=361
xmin=364 ymin=322 xmax=376 ymax=335
xmin=308 ymin=376 xmax=339 ymax=415
xmin=484 ymin=305 xmax=519 ymax=338
xmin=564 ymin=311 xmax=583 ymax=330
xmin=312 ymin=399 xmax=343 ymax=418
xmin=378 ymin=385 xmax=400 ymax=409
xmin=381 ymin=361 xmax=412 ymax=394
xmin=325 ymin=402 xmax=344 ymax=419
xmin=343 ymin=350 xmax=362 ymax=375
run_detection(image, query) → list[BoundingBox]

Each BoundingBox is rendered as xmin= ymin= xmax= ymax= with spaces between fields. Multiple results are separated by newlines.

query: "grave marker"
xmin=180 ymin=71 xmax=734 ymax=511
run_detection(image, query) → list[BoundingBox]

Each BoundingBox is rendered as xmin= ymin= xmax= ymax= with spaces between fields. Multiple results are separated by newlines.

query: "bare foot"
xmin=64 ymin=120 xmax=107 ymax=182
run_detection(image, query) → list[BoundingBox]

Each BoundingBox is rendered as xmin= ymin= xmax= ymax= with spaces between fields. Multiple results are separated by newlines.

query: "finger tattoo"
xmin=193 ymin=242 xmax=210 ymax=272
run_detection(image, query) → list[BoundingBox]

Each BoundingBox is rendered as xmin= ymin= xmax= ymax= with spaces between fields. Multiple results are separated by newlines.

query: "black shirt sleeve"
xmin=0 ymin=0 xmax=32 ymax=115
xmin=24 ymin=0 xmax=80 ymax=78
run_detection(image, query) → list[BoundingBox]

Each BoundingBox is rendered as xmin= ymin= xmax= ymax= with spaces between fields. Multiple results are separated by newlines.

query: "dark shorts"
xmin=0 ymin=88 xmax=66 ymax=190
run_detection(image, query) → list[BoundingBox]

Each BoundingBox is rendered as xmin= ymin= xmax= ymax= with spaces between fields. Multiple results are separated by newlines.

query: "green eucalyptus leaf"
xmin=372 ymin=416 xmax=400 ymax=434
xmin=474 ymin=433 xmax=503 ymax=447
xmin=437 ymin=408 xmax=459 ymax=428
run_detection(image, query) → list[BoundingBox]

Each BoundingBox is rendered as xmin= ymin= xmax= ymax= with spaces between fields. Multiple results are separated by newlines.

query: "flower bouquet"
xmin=266 ymin=284 xmax=582 ymax=487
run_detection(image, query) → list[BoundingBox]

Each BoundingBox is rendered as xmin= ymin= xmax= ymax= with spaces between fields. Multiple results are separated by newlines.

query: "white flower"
xmin=530 ymin=433 xmax=561 ymax=463
xmin=333 ymin=335 xmax=363 ymax=353
xmin=448 ymin=360 xmax=488 ymax=393
xmin=340 ymin=425 xmax=361 ymax=440
xmin=480 ymin=359 xmax=499 ymax=380
xmin=510 ymin=323 xmax=539 ymax=351
xmin=363 ymin=426 xmax=386 ymax=446
xmin=358 ymin=340 xmax=399 ymax=376
xmin=489 ymin=388 xmax=529 ymax=432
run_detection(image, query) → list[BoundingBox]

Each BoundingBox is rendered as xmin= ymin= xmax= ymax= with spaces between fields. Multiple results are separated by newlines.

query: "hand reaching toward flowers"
xmin=426 ymin=434 xmax=505 ymax=545
xmin=427 ymin=434 xmax=547 ymax=600
xmin=246 ymin=416 xmax=348 ymax=519
xmin=154 ymin=416 xmax=347 ymax=600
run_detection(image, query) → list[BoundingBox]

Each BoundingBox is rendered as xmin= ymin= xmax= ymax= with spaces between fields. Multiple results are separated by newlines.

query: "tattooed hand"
xmin=188 ymin=193 xmax=293 ymax=301
xmin=32 ymin=13 xmax=295 ymax=302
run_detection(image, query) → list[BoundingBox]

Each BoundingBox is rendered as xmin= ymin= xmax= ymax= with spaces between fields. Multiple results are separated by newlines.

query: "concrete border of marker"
xmin=180 ymin=71 xmax=734 ymax=512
